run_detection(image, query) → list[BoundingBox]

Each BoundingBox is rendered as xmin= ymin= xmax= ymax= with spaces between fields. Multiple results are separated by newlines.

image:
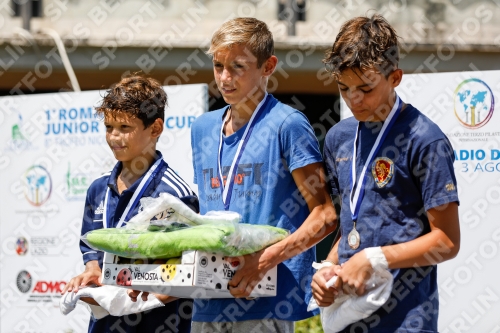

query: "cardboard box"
xmin=101 ymin=250 xmax=277 ymax=298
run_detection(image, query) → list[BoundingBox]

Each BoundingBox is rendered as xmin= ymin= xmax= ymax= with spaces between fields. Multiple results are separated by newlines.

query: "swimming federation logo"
xmin=454 ymin=78 xmax=495 ymax=129
xmin=23 ymin=165 xmax=52 ymax=206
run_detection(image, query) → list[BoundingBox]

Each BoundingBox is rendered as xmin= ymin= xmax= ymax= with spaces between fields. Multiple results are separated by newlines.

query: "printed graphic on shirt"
xmin=201 ymin=163 xmax=265 ymax=202
xmin=372 ymin=157 xmax=394 ymax=188
xmin=202 ymin=163 xmax=264 ymax=189
xmin=335 ymin=156 xmax=351 ymax=162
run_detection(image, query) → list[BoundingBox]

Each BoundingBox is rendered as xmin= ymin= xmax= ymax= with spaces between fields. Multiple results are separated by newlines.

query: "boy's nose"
xmin=108 ymin=128 xmax=121 ymax=137
xmin=220 ymin=68 xmax=232 ymax=82
xmin=348 ymin=90 xmax=364 ymax=106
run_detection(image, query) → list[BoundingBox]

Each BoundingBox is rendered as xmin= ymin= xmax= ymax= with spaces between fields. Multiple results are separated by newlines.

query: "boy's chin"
xmin=352 ymin=113 xmax=369 ymax=122
xmin=111 ymin=151 xmax=127 ymax=160
xmin=221 ymin=94 xmax=238 ymax=105
xmin=352 ymin=112 xmax=382 ymax=122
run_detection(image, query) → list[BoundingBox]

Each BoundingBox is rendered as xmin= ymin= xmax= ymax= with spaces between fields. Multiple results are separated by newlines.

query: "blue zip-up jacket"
xmin=79 ymin=151 xmax=198 ymax=333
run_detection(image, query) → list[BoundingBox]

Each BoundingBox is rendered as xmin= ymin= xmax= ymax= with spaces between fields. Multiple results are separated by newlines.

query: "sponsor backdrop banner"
xmin=341 ymin=70 xmax=500 ymax=332
xmin=0 ymin=84 xmax=207 ymax=333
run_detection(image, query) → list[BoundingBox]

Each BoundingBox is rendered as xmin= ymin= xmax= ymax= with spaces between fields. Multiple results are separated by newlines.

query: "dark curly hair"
xmin=323 ymin=14 xmax=400 ymax=80
xmin=96 ymin=75 xmax=167 ymax=128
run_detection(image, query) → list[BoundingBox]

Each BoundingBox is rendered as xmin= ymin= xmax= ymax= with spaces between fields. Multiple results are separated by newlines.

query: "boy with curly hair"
xmin=63 ymin=75 xmax=198 ymax=333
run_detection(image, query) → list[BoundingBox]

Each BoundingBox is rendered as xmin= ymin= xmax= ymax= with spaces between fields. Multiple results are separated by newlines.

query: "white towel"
xmin=308 ymin=262 xmax=393 ymax=333
xmin=60 ymin=285 xmax=164 ymax=319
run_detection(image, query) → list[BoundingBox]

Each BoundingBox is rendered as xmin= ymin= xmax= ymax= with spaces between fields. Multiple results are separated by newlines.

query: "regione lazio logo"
xmin=454 ymin=78 xmax=495 ymax=129
xmin=23 ymin=165 xmax=52 ymax=206
xmin=372 ymin=157 xmax=394 ymax=188
xmin=16 ymin=237 xmax=28 ymax=256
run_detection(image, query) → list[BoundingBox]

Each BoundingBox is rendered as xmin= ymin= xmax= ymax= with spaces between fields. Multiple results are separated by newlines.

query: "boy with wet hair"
xmin=312 ymin=14 xmax=460 ymax=332
xmin=190 ymin=17 xmax=337 ymax=332
xmin=62 ymin=75 xmax=198 ymax=333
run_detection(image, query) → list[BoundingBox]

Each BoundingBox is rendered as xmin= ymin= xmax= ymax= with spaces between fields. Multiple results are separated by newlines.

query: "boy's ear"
xmin=150 ymin=118 xmax=164 ymax=139
xmin=262 ymin=55 xmax=278 ymax=77
xmin=390 ymin=68 xmax=404 ymax=87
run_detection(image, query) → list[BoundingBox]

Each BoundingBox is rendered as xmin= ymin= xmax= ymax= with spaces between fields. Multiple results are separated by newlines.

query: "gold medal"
xmin=348 ymin=221 xmax=360 ymax=249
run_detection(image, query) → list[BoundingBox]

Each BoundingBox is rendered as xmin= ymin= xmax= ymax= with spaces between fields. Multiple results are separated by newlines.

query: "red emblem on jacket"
xmin=372 ymin=157 xmax=394 ymax=188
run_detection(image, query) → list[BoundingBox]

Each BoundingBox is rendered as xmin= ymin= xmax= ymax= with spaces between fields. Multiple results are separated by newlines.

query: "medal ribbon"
xmin=218 ymin=93 xmax=269 ymax=210
xmin=350 ymin=95 xmax=403 ymax=221
xmin=104 ymin=157 xmax=164 ymax=228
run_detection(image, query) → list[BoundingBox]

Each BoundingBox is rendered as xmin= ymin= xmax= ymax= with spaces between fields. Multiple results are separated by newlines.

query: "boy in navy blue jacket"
xmin=62 ymin=75 xmax=198 ymax=333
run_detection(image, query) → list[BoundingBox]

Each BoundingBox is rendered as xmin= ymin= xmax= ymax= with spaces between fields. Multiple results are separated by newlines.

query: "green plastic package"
xmin=83 ymin=223 xmax=289 ymax=259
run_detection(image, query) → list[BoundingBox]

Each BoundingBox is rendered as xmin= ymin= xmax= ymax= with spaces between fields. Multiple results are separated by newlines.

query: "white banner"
xmin=342 ymin=70 xmax=500 ymax=331
xmin=0 ymin=84 xmax=207 ymax=333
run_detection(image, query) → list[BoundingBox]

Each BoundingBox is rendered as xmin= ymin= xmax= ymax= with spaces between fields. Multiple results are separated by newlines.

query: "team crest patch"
xmin=372 ymin=157 xmax=394 ymax=188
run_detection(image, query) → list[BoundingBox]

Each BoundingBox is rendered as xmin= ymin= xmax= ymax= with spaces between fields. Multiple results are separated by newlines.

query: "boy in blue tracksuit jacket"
xmin=62 ymin=75 xmax=199 ymax=333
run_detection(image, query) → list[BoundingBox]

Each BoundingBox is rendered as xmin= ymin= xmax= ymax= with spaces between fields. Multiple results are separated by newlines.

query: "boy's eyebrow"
xmin=212 ymin=57 xmax=254 ymax=64
xmin=337 ymin=81 xmax=371 ymax=88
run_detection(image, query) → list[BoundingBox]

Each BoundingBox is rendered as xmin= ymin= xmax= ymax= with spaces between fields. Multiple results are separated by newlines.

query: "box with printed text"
xmin=101 ymin=250 xmax=277 ymax=298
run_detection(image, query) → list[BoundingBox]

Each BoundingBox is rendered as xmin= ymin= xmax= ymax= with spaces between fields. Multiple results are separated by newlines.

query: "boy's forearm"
xmin=382 ymin=203 xmax=460 ymax=269
xmin=265 ymin=162 xmax=338 ymax=267
xmin=268 ymin=202 xmax=337 ymax=267
xmin=382 ymin=229 xmax=459 ymax=269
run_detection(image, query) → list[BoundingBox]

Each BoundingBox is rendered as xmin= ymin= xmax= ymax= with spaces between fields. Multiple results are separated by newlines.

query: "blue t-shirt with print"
xmin=323 ymin=104 xmax=459 ymax=333
xmin=191 ymin=94 xmax=322 ymax=322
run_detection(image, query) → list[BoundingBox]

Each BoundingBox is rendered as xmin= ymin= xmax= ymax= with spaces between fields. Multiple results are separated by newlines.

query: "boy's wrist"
xmin=85 ymin=260 xmax=101 ymax=271
xmin=364 ymin=246 xmax=388 ymax=271
xmin=263 ymin=243 xmax=284 ymax=269
xmin=321 ymin=259 xmax=338 ymax=266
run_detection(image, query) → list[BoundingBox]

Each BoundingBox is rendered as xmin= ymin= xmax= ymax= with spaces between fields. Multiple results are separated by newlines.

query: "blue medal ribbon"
xmin=218 ymin=93 xmax=269 ymax=210
xmin=104 ymin=157 xmax=164 ymax=228
xmin=350 ymin=95 xmax=403 ymax=221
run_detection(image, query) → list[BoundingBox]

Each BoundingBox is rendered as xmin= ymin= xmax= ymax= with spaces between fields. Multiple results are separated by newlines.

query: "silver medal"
xmin=348 ymin=222 xmax=360 ymax=249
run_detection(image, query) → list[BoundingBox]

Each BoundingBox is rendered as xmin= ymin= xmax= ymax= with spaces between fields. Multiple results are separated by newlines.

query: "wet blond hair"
xmin=207 ymin=17 xmax=274 ymax=68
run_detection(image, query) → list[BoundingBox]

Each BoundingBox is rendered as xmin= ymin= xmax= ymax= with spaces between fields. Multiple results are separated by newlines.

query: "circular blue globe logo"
xmin=454 ymin=78 xmax=495 ymax=129
xmin=23 ymin=165 xmax=52 ymax=206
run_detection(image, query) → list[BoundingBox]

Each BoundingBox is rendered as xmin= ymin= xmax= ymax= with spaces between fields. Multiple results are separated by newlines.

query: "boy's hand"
xmin=127 ymin=289 xmax=149 ymax=302
xmin=127 ymin=290 xmax=177 ymax=304
xmin=61 ymin=260 xmax=102 ymax=294
xmin=311 ymin=265 xmax=341 ymax=307
xmin=336 ymin=250 xmax=373 ymax=296
xmin=227 ymin=248 xmax=276 ymax=298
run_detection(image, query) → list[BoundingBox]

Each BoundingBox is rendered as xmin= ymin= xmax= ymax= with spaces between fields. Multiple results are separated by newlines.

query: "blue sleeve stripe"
xmin=83 ymin=251 xmax=97 ymax=255
xmin=165 ymin=168 xmax=194 ymax=196
xmin=161 ymin=176 xmax=184 ymax=197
